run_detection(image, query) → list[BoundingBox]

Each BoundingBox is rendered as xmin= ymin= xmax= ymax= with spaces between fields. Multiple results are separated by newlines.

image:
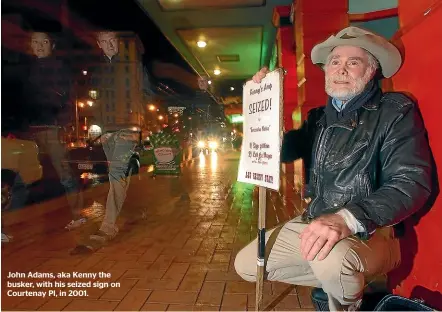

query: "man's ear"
xmin=52 ymin=43 xmax=56 ymax=50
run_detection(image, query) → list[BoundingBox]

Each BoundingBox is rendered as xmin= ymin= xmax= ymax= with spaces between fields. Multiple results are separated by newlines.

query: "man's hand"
xmin=252 ymin=67 xmax=269 ymax=83
xmin=299 ymin=214 xmax=352 ymax=261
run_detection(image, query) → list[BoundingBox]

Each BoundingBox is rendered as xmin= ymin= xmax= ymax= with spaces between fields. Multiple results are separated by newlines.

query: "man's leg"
xmin=31 ymin=129 xmax=84 ymax=229
xmin=235 ymin=216 xmax=321 ymax=287
xmin=235 ymin=217 xmax=401 ymax=311
xmin=97 ymin=132 xmax=136 ymax=238
xmin=43 ymin=129 xmax=84 ymax=221
xmin=308 ymin=229 xmax=401 ymax=311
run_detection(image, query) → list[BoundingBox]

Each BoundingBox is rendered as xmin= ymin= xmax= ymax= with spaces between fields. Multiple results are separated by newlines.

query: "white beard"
xmin=325 ymin=70 xmax=373 ymax=101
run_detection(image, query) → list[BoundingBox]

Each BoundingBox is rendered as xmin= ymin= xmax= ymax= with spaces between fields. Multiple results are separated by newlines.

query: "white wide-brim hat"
xmin=311 ymin=26 xmax=402 ymax=78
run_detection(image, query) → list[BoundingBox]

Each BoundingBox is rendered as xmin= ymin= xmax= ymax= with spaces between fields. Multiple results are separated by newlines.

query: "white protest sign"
xmin=237 ymin=68 xmax=283 ymax=191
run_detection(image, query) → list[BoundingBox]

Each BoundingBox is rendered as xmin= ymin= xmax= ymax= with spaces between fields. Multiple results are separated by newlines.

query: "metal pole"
xmin=256 ymin=186 xmax=267 ymax=311
xmin=75 ymin=97 xmax=79 ymax=141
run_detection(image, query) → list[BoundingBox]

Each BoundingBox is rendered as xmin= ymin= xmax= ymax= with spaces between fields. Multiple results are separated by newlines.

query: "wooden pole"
xmin=255 ymin=186 xmax=267 ymax=311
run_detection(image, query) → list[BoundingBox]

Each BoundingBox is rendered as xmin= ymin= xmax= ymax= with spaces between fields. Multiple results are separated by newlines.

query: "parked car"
xmin=63 ymin=130 xmax=154 ymax=180
xmin=1 ymin=136 xmax=43 ymax=210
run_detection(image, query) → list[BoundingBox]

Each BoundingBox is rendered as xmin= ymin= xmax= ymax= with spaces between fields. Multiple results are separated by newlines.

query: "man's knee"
xmin=234 ymin=243 xmax=257 ymax=282
xmin=310 ymin=240 xmax=364 ymax=303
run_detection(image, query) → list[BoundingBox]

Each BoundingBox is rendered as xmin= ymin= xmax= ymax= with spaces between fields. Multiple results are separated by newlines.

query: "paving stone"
xmin=114 ymin=289 xmax=151 ymax=311
xmin=135 ymin=278 xmax=182 ymax=291
xmin=196 ymin=282 xmax=225 ymax=306
xmin=147 ymin=290 xmax=199 ymax=305
xmin=221 ymin=293 xmax=248 ymax=310
xmin=140 ymin=303 xmax=169 ymax=311
xmin=63 ymin=299 xmax=119 ymax=311
xmin=100 ymin=278 xmax=138 ymax=300
xmin=38 ymin=298 xmax=73 ymax=311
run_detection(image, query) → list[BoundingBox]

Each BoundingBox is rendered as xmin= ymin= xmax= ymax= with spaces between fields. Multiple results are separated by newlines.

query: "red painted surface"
xmin=294 ymin=0 xmax=348 ymax=119
xmin=349 ymin=8 xmax=398 ymax=22
xmin=386 ymin=1 xmax=442 ymax=309
xmin=279 ymin=26 xmax=298 ymax=132
xmin=273 ymin=6 xmax=298 ymax=132
xmin=398 ymin=0 xmax=440 ymax=27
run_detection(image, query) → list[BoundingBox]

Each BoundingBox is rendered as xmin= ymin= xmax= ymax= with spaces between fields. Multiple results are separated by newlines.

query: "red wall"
xmin=294 ymin=0 xmax=348 ymax=120
xmin=386 ymin=1 xmax=442 ymax=309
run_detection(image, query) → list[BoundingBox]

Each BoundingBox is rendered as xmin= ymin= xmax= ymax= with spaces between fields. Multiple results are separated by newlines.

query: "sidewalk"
xmin=1 ymin=152 xmax=313 ymax=311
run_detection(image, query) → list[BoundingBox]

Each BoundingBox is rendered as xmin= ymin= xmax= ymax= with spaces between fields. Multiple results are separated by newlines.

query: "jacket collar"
xmin=317 ymin=79 xmax=383 ymax=129
xmin=103 ymin=53 xmax=120 ymax=63
xmin=317 ymin=110 xmax=359 ymax=130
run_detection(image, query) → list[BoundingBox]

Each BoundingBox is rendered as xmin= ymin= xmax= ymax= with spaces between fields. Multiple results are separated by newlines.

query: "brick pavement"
xmin=1 ymin=152 xmax=314 ymax=311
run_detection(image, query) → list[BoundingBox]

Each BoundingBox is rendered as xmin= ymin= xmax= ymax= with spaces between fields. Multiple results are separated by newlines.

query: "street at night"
xmin=3 ymin=0 xmax=442 ymax=310
xmin=1 ymin=151 xmax=313 ymax=311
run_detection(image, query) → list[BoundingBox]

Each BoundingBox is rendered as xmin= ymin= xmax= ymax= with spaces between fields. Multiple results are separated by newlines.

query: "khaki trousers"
xmin=234 ymin=216 xmax=401 ymax=311
xmin=100 ymin=130 xmax=138 ymax=235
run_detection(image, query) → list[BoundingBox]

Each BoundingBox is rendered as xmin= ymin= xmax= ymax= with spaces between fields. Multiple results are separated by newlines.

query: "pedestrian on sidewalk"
xmin=85 ymin=30 xmax=142 ymax=245
xmin=22 ymin=31 xmax=86 ymax=231
xmin=234 ymin=26 xmax=436 ymax=311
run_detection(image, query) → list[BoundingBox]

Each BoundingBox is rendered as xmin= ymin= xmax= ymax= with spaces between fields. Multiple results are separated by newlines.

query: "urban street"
xmin=1 ymin=151 xmax=314 ymax=311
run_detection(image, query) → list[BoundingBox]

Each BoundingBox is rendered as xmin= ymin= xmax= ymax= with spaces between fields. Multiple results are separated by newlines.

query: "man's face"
xmin=97 ymin=32 xmax=119 ymax=58
xmin=324 ymin=45 xmax=375 ymax=101
xmin=30 ymin=32 xmax=53 ymax=58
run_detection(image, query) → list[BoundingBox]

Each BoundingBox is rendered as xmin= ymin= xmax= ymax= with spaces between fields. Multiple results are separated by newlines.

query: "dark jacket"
xmin=282 ymin=88 xmax=432 ymax=239
xmin=23 ymin=56 xmax=72 ymax=126
xmin=88 ymin=54 xmax=145 ymax=132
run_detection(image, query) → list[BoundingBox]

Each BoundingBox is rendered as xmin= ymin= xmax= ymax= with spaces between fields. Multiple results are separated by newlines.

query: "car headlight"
xmin=197 ymin=141 xmax=205 ymax=148
xmin=208 ymin=141 xmax=218 ymax=149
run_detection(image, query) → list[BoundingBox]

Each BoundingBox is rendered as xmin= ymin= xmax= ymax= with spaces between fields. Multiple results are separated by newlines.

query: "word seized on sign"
xmin=237 ymin=69 xmax=283 ymax=191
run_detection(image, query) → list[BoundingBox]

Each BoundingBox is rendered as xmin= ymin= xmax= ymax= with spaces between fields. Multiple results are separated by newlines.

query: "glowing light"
xmin=148 ymin=105 xmax=156 ymax=111
xmin=214 ymin=69 xmax=221 ymax=76
xmin=82 ymin=70 xmax=88 ymax=75
xmin=90 ymin=125 xmax=101 ymax=132
xmin=197 ymin=141 xmax=205 ymax=148
xmin=208 ymin=80 xmax=212 ymax=85
xmin=89 ymin=90 xmax=97 ymax=99
xmin=174 ymin=113 xmax=179 ymax=117
xmin=158 ymin=115 xmax=164 ymax=120
xmin=199 ymin=152 xmax=206 ymax=168
xmin=87 ymin=100 xmax=94 ymax=106
xmin=208 ymin=141 xmax=218 ymax=149
xmin=78 ymin=102 xmax=85 ymax=108
xmin=211 ymin=151 xmax=218 ymax=172
xmin=197 ymin=40 xmax=207 ymax=48
xmin=230 ymin=87 xmax=235 ymax=91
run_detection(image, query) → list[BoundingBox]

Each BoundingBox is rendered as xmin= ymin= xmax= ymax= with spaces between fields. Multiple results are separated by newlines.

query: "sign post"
xmin=238 ymin=68 xmax=283 ymax=311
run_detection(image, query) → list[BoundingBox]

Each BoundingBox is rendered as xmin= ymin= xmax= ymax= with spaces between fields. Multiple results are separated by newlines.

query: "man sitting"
xmin=234 ymin=26 xmax=433 ymax=311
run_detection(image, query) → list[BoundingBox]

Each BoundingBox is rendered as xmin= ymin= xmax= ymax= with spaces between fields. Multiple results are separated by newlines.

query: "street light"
xmin=87 ymin=100 xmax=94 ymax=107
xmin=158 ymin=115 xmax=164 ymax=121
xmin=197 ymin=40 xmax=207 ymax=48
xmin=82 ymin=70 xmax=88 ymax=76
xmin=78 ymin=102 xmax=85 ymax=108
xmin=148 ymin=104 xmax=156 ymax=111
xmin=89 ymin=90 xmax=98 ymax=100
